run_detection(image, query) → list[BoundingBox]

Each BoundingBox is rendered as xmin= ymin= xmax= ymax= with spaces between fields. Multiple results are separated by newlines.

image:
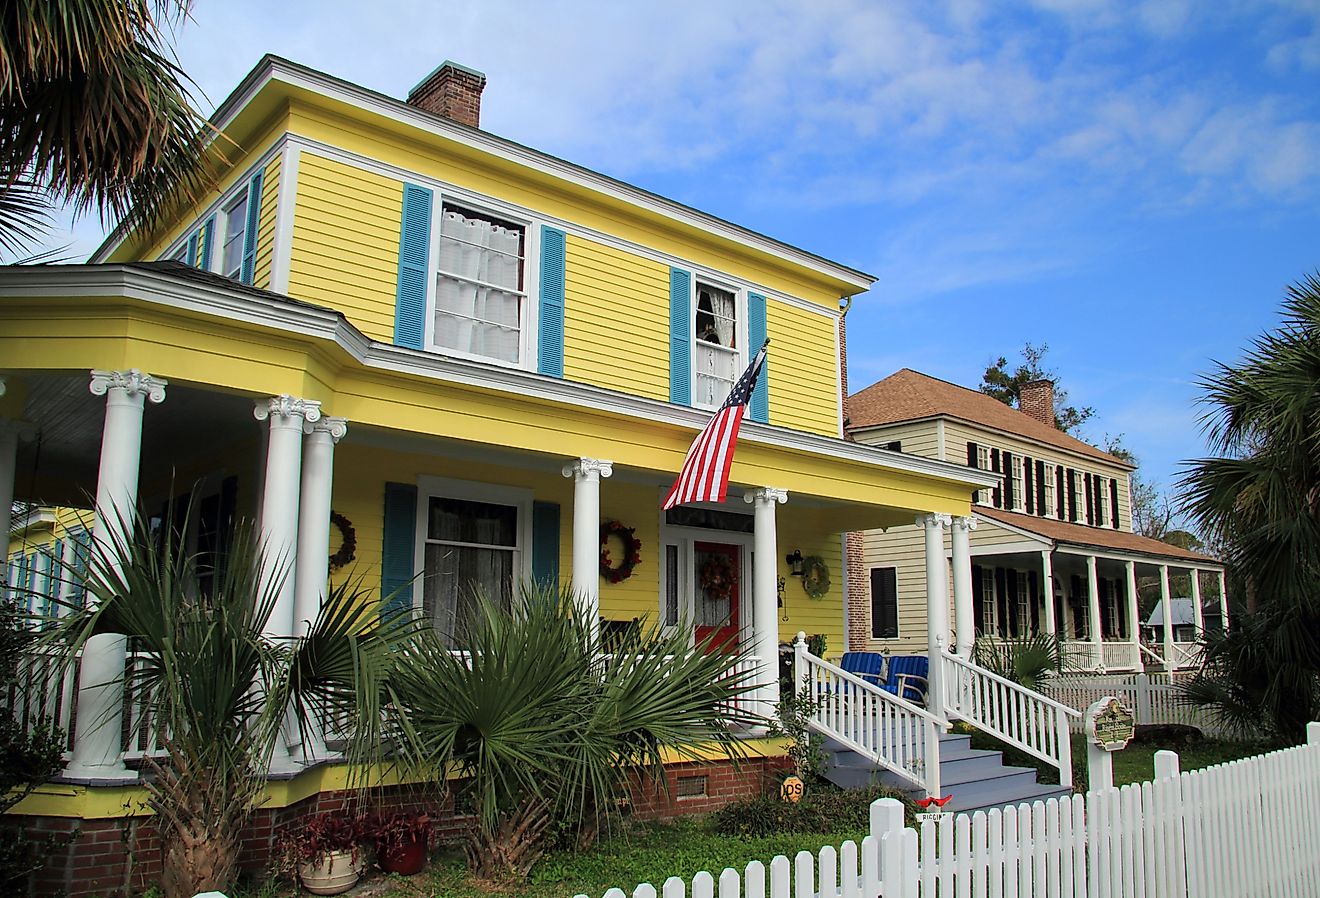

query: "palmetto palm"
xmin=0 ymin=0 xmax=219 ymax=255
xmin=48 ymin=512 xmax=410 ymax=898
xmin=359 ymin=585 xmax=759 ymax=881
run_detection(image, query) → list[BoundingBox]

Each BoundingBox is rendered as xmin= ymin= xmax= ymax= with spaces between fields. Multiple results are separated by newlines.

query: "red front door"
xmin=694 ymin=541 xmax=741 ymax=652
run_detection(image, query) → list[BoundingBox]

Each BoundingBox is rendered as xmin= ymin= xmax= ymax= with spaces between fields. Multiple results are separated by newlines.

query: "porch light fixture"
xmin=785 ymin=549 xmax=804 ymax=576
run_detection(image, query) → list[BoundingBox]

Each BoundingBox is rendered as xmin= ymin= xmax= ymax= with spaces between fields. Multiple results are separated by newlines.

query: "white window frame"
xmin=1096 ymin=476 xmax=1108 ymax=527
xmin=1042 ymin=464 xmax=1056 ymax=518
xmin=690 ymin=276 xmax=747 ymax=411
xmin=218 ymin=190 xmax=250 ymax=281
xmin=424 ymin=192 xmax=541 ymax=371
xmin=657 ymin=521 xmax=753 ymax=647
xmin=412 ymin=476 xmax=534 ymax=624
xmin=1011 ymin=456 xmax=1025 ymax=512
xmin=980 ymin=567 xmax=997 ymax=635
xmin=1015 ymin=570 xmax=1030 ymax=636
xmin=975 ymin=446 xmax=991 ymax=505
xmin=1071 ymin=470 xmax=1086 ymax=523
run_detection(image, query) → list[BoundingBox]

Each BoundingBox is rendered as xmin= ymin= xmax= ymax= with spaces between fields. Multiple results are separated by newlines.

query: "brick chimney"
xmin=1019 ymin=379 xmax=1055 ymax=427
xmin=407 ymin=61 xmax=486 ymax=128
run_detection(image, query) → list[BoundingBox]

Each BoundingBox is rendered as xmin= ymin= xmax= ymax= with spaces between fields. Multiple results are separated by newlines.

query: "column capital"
xmin=951 ymin=515 xmax=978 ymax=533
xmin=743 ymin=486 xmax=788 ymax=505
xmin=304 ymin=416 xmax=348 ymax=442
xmin=254 ymin=394 xmax=322 ymax=425
xmin=561 ymin=457 xmax=613 ymax=480
xmin=1086 ymin=554 xmax=1098 ymax=570
xmin=915 ymin=512 xmax=952 ymax=529
xmin=90 ymin=369 xmax=167 ymax=404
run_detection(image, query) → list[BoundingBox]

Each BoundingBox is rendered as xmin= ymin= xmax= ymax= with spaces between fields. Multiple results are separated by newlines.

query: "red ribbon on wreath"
xmin=600 ymin=520 xmax=642 ymax=584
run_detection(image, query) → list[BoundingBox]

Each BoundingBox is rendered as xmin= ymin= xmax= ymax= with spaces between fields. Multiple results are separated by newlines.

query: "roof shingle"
xmin=977 ymin=507 xmax=1220 ymax=564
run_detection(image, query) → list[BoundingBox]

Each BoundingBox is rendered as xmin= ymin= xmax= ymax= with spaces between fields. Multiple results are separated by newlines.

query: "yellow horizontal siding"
xmin=288 ymin=153 xmax=404 ymax=343
xmin=598 ymin=482 xmax=661 ymax=622
xmin=252 ymin=156 xmax=281 ymax=290
xmin=563 ymin=235 xmax=670 ymax=401
xmin=778 ymin=524 xmax=844 ymax=655
xmin=767 ymin=300 xmax=839 ymax=437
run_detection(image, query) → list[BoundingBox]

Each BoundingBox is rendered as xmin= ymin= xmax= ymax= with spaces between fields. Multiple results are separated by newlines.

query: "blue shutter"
xmin=185 ymin=232 xmax=199 ymax=268
xmin=531 ymin=501 xmax=561 ymax=592
xmin=198 ymin=216 xmax=215 ymax=270
xmin=537 ymin=226 xmax=566 ymax=377
xmin=67 ymin=527 xmax=89 ymax=608
xmin=669 ymin=267 xmax=692 ymax=405
xmin=239 ymin=171 xmax=263 ymax=285
xmin=747 ymin=291 xmax=769 ymax=422
xmin=394 ymin=184 xmax=433 ymax=350
xmin=48 ymin=539 xmax=64 ymax=616
xmin=381 ymin=483 xmax=418 ymax=620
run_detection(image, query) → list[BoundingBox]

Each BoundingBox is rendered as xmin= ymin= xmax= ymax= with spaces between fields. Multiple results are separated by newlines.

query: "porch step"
xmin=821 ymin=732 xmax=1072 ymax=815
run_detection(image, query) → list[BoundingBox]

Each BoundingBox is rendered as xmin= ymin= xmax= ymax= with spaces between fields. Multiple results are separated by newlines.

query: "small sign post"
xmin=780 ymin=775 xmax=804 ymax=803
xmin=1085 ymin=695 xmax=1136 ymax=792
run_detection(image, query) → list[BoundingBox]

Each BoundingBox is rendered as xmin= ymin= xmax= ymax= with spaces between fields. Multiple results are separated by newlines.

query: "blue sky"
xmin=47 ymin=0 xmax=1320 ymax=505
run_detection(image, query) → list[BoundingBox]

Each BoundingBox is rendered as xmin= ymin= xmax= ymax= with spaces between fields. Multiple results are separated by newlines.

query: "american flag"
xmin=662 ymin=340 xmax=769 ymax=510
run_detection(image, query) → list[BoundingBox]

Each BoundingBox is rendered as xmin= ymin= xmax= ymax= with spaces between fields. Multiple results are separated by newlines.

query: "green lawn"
xmin=1099 ymin=738 xmax=1270 ymax=788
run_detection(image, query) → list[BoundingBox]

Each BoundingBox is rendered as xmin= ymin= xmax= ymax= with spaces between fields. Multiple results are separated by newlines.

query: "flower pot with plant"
xmin=278 ymin=813 xmax=369 ymax=895
xmin=372 ymin=812 xmax=431 ymax=875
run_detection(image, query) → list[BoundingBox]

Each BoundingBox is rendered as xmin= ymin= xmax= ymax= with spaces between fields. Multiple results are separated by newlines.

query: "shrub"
xmin=709 ymin=784 xmax=916 ymax=837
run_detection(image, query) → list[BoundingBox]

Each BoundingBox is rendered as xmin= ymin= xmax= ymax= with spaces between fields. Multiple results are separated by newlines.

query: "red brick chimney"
xmin=1019 ymin=379 xmax=1055 ymax=427
xmin=407 ymin=61 xmax=486 ymax=128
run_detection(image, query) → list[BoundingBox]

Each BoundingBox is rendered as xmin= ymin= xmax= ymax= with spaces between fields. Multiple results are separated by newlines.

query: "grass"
xmin=1102 ymin=738 xmax=1270 ymax=787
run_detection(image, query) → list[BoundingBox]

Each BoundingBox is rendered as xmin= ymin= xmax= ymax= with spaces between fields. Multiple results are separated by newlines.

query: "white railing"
xmin=1041 ymin=672 xmax=1242 ymax=739
xmin=10 ymin=650 xmax=77 ymax=756
xmin=794 ymin=642 xmax=943 ymax=798
xmin=1062 ymin=640 xmax=1100 ymax=671
xmin=941 ymin=651 xmax=1081 ymax=788
xmin=1100 ymin=640 xmax=1140 ymax=671
xmin=578 ymin=728 xmax=1320 ymax=898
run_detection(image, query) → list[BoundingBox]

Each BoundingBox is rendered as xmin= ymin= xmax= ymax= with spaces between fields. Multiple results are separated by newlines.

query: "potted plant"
xmin=278 ymin=812 xmax=369 ymax=895
xmin=371 ymin=812 xmax=431 ymax=875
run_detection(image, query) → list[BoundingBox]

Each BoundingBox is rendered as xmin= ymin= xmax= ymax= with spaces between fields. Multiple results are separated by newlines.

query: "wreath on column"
xmin=599 ymin=520 xmax=642 ymax=584
xmin=800 ymin=555 xmax=831 ymax=599
xmin=328 ymin=511 xmax=357 ymax=572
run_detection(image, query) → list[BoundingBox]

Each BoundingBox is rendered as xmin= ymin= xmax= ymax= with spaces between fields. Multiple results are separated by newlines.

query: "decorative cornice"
xmin=916 ymin=512 xmax=952 ymax=529
xmin=89 ymin=369 xmax=167 ymax=404
xmin=254 ymin=395 xmax=322 ymax=425
xmin=951 ymin=515 xmax=978 ymax=532
xmin=744 ymin=487 xmax=789 ymax=505
xmin=304 ymin=416 xmax=348 ymax=442
xmin=562 ymin=457 xmax=614 ymax=480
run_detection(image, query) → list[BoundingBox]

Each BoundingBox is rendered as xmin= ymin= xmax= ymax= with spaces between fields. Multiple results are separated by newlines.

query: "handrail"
xmin=940 ymin=650 xmax=1079 ymax=789
xmin=793 ymin=638 xmax=942 ymax=798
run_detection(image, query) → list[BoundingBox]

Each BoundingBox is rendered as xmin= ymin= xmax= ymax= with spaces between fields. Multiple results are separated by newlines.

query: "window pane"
xmin=423 ymin=543 xmax=513 ymax=648
xmin=695 ymin=285 xmax=736 ymax=347
xmin=222 ymin=197 xmax=247 ymax=278
xmin=664 ymin=544 xmax=679 ymax=627
xmin=434 ymin=205 xmax=524 ymax=363
xmin=428 ymin=496 xmax=517 ymax=546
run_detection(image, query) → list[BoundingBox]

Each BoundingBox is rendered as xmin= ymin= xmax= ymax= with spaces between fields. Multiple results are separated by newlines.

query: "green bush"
xmin=709 ymin=784 xmax=915 ymax=838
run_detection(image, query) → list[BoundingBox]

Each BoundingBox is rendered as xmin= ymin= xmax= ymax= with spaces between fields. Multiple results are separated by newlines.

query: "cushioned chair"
xmin=880 ymin=655 xmax=929 ymax=704
xmin=839 ymin=651 xmax=887 ymax=687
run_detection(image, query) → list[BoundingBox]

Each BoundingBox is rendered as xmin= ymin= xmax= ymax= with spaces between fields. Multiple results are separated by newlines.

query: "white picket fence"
xmin=1040 ymin=673 xmax=1241 ymax=739
xmin=577 ymin=725 xmax=1320 ymax=898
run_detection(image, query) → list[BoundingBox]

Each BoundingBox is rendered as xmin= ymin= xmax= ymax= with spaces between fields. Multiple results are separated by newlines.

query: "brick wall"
xmin=406 ymin=63 xmax=486 ymax=128
xmin=845 ymin=531 xmax=869 ymax=650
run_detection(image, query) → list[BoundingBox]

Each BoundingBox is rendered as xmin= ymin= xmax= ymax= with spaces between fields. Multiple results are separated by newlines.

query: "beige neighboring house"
xmin=844 ymin=369 xmax=1226 ymax=673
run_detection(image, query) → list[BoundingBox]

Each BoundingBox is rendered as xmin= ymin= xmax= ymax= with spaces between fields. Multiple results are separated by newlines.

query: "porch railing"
xmin=1100 ymin=640 xmax=1140 ymax=671
xmin=793 ymin=639 xmax=943 ymax=798
xmin=940 ymin=651 xmax=1080 ymax=789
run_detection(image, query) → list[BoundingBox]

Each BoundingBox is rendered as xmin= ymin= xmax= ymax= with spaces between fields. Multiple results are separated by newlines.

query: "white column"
xmin=1217 ymin=569 xmax=1229 ymax=632
xmin=253 ymin=395 xmax=321 ymax=641
xmin=1159 ymin=563 xmax=1174 ymax=672
xmin=918 ymin=513 xmax=951 ymax=722
xmin=66 ymin=369 xmax=166 ymax=781
xmin=950 ymin=516 xmax=976 ymax=655
xmin=1086 ymin=555 xmax=1102 ymax=667
xmin=1189 ymin=568 xmax=1204 ymax=637
xmin=0 ymin=416 xmax=37 ymax=569
xmin=293 ymin=417 xmax=347 ymax=637
xmin=1041 ymin=550 xmax=1057 ymax=637
xmin=1126 ymin=560 xmax=1141 ymax=668
xmin=745 ymin=487 xmax=788 ymax=726
xmin=561 ymin=457 xmax=613 ymax=634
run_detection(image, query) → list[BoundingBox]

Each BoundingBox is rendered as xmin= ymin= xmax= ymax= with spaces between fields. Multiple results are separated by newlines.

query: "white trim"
xmin=0 ymin=266 xmax=999 ymax=491
xmin=935 ymin=418 xmax=946 ymax=461
xmin=269 ymin=144 xmax=300 ymax=294
xmin=659 ymin=521 xmax=754 ymax=647
xmin=1053 ymin=545 xmax=1222 ymax=570
xmin=834 ymin=315 xmax=845 ymax=438
xmin=967 ymin=539 xmax=1052 ymax=556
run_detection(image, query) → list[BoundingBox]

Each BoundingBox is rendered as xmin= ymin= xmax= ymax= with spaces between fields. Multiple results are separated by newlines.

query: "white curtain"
xmin=435 ymin=208 xmax=522 ymax=363
xmin=694 ymin=286 xmax=738 ymax=406
xmin=422 ymin=498 xmax=516 ymax=648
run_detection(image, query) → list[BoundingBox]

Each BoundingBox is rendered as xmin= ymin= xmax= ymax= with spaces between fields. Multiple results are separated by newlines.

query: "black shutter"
xmin=1029 ymin=570 xmax=1040 ymax=632
xmin=871 ymin=567 xmax=899 ymax=639
xmin=967 ymin=441 xmax=978 ymax=467
xmin=1116 ymin=578 xmax=1127 ymax=634
xmin=1098 ymin=578 xmax=1111 ymax=637
xmin=1085 ymin=474 xmax=1095 ymax=525
xmin=1036 ymin=459 xmax=1047 ymax=515
xmin=1067 ymin=469 xmax=1077 ymax=521
xmin=1024 ymin=457 xmax=1034 ymax=515
xmin=1005 ymin=569 xmax=1019 ymax=635
xmin=971 ymin=564 xmax=984 ymax=636
xmin=1056 ymin=465 xmax=1066 ymax=518
xmin=991 ymin=449 xmax=1002 ymax=508
xmin=995 ymin=567 xmax=1009 ymax=637
xmin=1002 ymin=451 xmax=1014 ymax=510
xmin=1110 ymin=478 xmax=1120 ymax=529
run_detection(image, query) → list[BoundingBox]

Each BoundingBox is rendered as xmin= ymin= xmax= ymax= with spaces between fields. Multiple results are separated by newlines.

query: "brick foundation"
xmin=13 ymin=754 xmax=789 ymax=897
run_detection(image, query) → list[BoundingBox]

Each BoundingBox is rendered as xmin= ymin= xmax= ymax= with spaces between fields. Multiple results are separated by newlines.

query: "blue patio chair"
xmin=839 ymin=651 xmax=886 ymax=687
xmin=879 ymin=655 xmax=928 ymax=704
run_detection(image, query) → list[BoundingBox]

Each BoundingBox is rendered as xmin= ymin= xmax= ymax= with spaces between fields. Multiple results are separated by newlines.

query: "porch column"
xmin=293 ymin=417 xmax=348 ymax=637
xmin=1086 ymin=554 xmax=1102 ymax=666
xmin=66 ymin=369 xmax=167 ymax=781
xmin=745 ymin=487 xmax=788 ymax=726
xmin=919 ymin=513 xmax=951 ymax=722
xmin=254 ymin=395 xmax=321 ymax=641
xmin=0 ymin=415 xmax=37 ymax=570
xmin=950 ymin=516 xmax=976 ymax=655
xmin=1041 ymin=550 xmax=1057 ymax=637
xmin=1217 ymin=569 xmax=1229 ymax=632
xmin=1159 ymin=563 xmax=1174 ymax=672
xmin=1126 ymin=560 xmax=1141 ymax=668
xmin=1189 ymin=568 xmax=1204 ymax=636
xmin=562 ymin=458 xmax=613 ymax=634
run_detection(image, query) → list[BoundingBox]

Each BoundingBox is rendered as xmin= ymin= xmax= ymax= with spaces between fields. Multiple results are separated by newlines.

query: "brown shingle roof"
xmin=847 ymin=369 xmax=1131 ymax=468
xmin=977 ymin=507 xmax=1220 ymax=565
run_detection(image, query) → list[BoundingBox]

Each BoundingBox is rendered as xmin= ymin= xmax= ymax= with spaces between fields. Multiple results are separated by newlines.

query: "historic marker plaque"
xmin=1086 ymin=696 xmax=1136 ymax=752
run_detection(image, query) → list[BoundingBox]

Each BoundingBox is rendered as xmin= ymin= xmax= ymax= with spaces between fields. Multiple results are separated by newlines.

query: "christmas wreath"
xmin=599 ymin=520 xmax=641 ymax=584
xmin=800 ymin=555 xmax=830 ymax=599
xmin=328 ymin=511 xmax=357 ymax=572
xmin=699 ymin=554 xmax=737 ymax=602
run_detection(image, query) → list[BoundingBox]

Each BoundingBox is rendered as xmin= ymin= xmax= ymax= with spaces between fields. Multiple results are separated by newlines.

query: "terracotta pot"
xmin=378 ymin=834 xmax=428 ymax=875
xmin=298 ymin=849 xmax=363 ymax=895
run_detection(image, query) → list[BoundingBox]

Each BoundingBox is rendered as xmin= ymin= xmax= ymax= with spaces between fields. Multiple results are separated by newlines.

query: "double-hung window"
xmin=1071 ymin=470 xmax=1086 ymax=523
xmin=980 ymin=567 xmax=997 ymax=635
xmin=1015 ymin=570 xmax=1030 ymax=636
xmin=434 ymin=203 xmax=527 ymax=365
xmin=1042 ymin=464 xmax=1055 ymax=518
xmin=975 ymin=446 xmax=991 ymax=505
xmin=1011 ymin=456 xmax=1025 ymax=512
xmin=220 ymin=193 xmax=249 ymax=281
xmin=692 ymin=282 xmax=741 ymax=408
xmin=1095 ymin=477 xmax=1108 ymax=527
